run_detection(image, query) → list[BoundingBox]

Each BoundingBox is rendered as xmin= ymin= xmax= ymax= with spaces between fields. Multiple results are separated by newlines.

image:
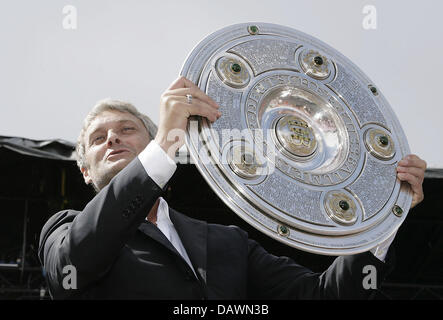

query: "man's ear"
xmin=81 ymin=166 xmax=93 ymax=185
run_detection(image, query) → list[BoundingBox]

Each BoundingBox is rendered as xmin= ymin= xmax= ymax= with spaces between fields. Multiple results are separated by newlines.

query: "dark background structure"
xmin=0 ymin=136 xmax=442 ymax=300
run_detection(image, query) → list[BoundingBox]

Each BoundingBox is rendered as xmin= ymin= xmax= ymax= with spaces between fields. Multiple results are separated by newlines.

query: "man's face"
xmin=81 ymin=110 xmax=151 ymax=191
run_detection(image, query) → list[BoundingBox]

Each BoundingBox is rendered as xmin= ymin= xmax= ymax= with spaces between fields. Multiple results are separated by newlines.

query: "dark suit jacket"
xmin=38 ymin=157 xmax=394 ymax=299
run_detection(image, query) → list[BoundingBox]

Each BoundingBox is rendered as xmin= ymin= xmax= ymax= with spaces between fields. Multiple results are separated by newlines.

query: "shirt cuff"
xmin=370 ymin=230 xmax=397 ymax=262
xmin=138 ymin=140 xmax=177 ymax=189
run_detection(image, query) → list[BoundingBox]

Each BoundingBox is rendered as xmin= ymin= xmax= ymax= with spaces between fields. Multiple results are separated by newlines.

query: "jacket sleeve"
xmin=247 ymin=238 xmax=395 ymax=299
xmin=38 ymin=158 xmax=164 ymax=299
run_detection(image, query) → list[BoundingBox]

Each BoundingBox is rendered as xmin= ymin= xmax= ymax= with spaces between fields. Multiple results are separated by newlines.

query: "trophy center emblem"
xmin=275 ymin=115 xmax=317 ymax=158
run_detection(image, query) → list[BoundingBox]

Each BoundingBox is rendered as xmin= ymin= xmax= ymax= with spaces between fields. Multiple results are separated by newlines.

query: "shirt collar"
xmin=153 ymin=197 xmax=173 ymax=241
xmin=156 ymin=197 xmax=171 ymax=223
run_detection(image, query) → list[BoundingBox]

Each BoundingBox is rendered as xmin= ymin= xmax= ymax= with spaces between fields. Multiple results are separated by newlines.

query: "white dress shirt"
xmin=138 ymin=141 xmax=197 ymax=276
xmin=138 ymin=140 xmax=393 ymax=264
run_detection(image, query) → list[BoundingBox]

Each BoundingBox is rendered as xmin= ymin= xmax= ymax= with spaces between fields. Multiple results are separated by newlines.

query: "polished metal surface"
xmin=180 ymin=23 xmax=412 ymax=255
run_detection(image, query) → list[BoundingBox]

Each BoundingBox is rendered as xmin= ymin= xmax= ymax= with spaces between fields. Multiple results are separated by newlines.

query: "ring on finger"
xmin=186 ymin=94 xmax=193 ymax=104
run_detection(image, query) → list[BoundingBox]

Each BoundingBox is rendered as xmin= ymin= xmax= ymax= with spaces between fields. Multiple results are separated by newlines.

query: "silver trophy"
xmin=180 ymin=23 xmax=412 ymax=255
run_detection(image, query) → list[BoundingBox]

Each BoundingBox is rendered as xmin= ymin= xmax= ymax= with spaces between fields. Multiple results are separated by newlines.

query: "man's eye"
xmin=123 ymin=127 xmax=135 ymax=132
xmin=93 ymin=136 xmax=105 ymax=143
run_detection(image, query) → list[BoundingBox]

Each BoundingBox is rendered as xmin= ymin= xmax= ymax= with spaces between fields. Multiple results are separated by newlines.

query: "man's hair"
xmin=76 ymin=98 xmax=157 ymax=170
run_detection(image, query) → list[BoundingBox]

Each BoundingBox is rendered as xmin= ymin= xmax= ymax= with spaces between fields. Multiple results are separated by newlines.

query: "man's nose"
xmin=107 ymin=130 xmax=121 ymax=146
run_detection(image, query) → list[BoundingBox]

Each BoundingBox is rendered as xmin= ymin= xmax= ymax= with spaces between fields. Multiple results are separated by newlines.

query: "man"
xmin=38 ymin=76 xmax=426 ymax=299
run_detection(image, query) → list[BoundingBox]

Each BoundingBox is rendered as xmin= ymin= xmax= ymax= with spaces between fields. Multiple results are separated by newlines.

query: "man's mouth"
xmin=107 ymin=149 xmax=130 ymax=159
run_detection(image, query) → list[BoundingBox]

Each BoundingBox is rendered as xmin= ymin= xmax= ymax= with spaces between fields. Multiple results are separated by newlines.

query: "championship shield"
xmin=180 ymin=23 xmax=412 ymax=255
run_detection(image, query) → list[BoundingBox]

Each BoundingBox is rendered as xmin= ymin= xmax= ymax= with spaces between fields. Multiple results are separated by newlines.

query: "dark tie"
xmin=147 ymin=207 xmax=158 ymax=225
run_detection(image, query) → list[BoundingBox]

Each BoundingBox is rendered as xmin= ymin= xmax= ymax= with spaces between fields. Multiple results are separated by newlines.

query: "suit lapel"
xmin=169 ymin=208 xmax=208 ymax=284
xmin=136 ymin=208 xmax=208 ymax=284
xmin=137 ymin=222 xmax=181 ymax=258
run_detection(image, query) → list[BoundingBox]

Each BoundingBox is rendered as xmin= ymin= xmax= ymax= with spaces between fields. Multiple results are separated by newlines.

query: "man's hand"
xmin=396 ymin=154 xmax=427 ymax=208
xmin=154 ymin=76 xmax=221 ymax=159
